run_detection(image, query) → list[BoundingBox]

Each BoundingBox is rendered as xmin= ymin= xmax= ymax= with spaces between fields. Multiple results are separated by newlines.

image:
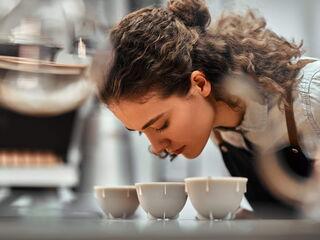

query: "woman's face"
xmin=108 ymin=71 xmax=216 ymax=159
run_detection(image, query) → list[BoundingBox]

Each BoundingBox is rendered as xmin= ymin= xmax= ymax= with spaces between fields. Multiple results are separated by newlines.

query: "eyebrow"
xmin=125 ymin=112 xmax=166 ymax=132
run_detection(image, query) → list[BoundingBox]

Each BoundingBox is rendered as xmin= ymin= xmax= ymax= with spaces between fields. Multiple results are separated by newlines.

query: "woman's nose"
xmin=145 ymin=133 xmax=169 ymax=155
xmin=149 ymin=144 xmax=164 ymax=155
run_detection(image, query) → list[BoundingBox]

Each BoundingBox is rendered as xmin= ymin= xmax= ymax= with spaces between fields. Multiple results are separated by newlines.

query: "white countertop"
xmin=1 ymin=190 xmax=319 ymax=240
xmin=0 ymin=218 xmax=319 ymax=240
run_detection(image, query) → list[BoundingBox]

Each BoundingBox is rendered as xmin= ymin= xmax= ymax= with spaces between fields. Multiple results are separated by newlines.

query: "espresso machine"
xmin=0 ymin=17 xmax=93 ymax=191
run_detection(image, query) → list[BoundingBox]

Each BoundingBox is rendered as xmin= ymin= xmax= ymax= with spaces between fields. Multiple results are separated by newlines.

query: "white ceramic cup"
xmin=185 ymin=177 xmax=247 ymax=220
xmin=135 ymin=182 xmax=187 ymax=220
xmin=94 ymin=185 xmax=139 ymax=219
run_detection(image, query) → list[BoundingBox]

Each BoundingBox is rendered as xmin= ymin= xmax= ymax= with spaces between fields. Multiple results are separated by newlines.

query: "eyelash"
xmin=137 ymin=120 xmax=169 ymax=136
xmin=155 ymin=121 xmax=169 ymax=133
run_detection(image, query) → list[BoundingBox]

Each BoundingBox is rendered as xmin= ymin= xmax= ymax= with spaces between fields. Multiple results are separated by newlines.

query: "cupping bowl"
xmin=185 ymin=177 xmax=247 ymax=220
xmin=94 ymin=186 xmax=139 ymax=219
xmin=135 ymin=182 xmax=187 ymax=220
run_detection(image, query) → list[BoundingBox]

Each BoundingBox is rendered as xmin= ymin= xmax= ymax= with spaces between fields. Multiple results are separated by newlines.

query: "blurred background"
xmin=0 ymin=0 xmax=319 ymax=218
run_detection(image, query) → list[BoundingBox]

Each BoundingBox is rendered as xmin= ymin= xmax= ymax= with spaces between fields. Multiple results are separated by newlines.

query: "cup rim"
xmin=184 ymin=176 xmax=248 ymax=182
xmin=135 ymin=182 xmax=185 ymax=186
xmin=93 ymin=185 xmax=136 ymax=190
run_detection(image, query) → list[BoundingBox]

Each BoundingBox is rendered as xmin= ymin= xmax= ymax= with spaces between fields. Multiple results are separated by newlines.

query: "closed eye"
xmin=125 ymin=127 xmax=142 ymax=136
xmin=155 ymin=120 xmax=169 ymax=133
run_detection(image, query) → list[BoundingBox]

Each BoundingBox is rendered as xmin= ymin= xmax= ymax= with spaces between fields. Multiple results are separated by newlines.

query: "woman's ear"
xmin=190 ymin=70 xmax=212 ymax=97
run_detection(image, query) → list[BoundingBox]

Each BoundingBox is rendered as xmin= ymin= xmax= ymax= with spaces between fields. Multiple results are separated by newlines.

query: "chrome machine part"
xmin=0 ymin=56 xmax=93 ymax=116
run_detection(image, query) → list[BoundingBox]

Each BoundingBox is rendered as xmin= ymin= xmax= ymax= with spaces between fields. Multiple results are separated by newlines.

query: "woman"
xmin=94 ymin=0 xmax=320 ymax=217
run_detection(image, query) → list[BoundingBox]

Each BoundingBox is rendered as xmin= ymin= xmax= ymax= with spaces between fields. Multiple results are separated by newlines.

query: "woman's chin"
xmin=182 ymin=149 xmax=202 ymax=159
xmin=182 ymin=141 xmax=209 ymax=159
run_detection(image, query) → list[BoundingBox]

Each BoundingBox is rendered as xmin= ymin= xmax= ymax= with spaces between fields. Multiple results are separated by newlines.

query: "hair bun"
xmin=167 ymin=0 xmax=211 ymax=29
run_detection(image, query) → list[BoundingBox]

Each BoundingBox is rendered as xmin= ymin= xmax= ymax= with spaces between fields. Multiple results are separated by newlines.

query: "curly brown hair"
xmin=96 ymin=0 xmax=311 ymax=109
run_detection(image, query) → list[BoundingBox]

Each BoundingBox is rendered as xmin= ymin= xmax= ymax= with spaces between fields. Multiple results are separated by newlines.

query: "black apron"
xmin=214 ymin=91 xmax=314 ymax=218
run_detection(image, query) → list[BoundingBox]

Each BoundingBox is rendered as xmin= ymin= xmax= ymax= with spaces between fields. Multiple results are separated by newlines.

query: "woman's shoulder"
xmin=297 ymin=57 xmax=320 ymax=93
xmin=297 ymin=57 xmax=320 ymax=94
xmin=296 ymin=57 xmax=320 ymax=137
xmin=299 ymin=57 xmax=320 ymax=80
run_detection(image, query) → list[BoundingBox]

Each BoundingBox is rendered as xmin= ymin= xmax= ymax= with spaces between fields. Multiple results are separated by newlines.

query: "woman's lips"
xmin=173 ymin=145 xmax=185 ymax=155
